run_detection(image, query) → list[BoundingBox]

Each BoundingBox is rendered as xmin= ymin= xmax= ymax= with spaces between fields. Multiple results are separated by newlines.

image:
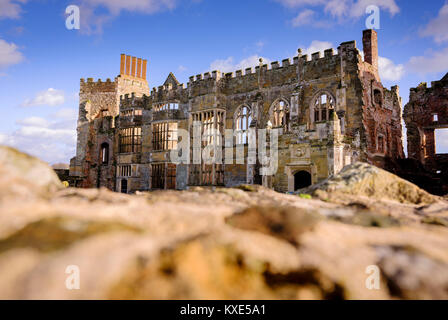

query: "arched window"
xmin=270 ymin=99 xmax=289 ymax=129
xmin=100 ymin=142 xmax=109 ymax=165
xmin=235 ymin=105 xmax=252 ymax=144
xmin=313 ymin=93 xmax=335 ymax=122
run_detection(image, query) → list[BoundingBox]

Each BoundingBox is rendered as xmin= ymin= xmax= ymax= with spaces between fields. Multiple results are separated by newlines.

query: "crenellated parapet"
xmin=80 ymin=78 xmax=117 ymax=93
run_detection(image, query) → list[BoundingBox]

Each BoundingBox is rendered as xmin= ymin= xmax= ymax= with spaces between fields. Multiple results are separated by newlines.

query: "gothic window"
xmin=270 ymin=100 xmax=289 ymax=129
xmin=313 ymin=93 xmax=335 ymax=122
xmin=235 ymin=105 xmax=252 ymax=145
xmin=189 ymin=110 xmax=225 ymax=186
xmin=119 ymin=127 xmax=141 ymax=153
xmin=152 ymin=122 xmax=178 ymax=151
xmin=191 ymin=110 xmax=225 ymax=148
xmin=100 ymin=142 xmax=109 ymax=165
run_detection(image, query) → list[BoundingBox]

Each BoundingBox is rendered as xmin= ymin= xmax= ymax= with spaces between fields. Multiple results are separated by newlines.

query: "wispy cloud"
xmin=378 ymin=56 xmax=404 ymax=81
xmin=301 ymin=40 xmax=333 ymax=55
xmin=407 ymin=47 xmax=448 ymax=75
xmin=0 ymin=38 xmax=24 ymax=68
xmin=76 ymin=0 xmax=182 ymax=34
xmin=178 ymin=65 xmax=188 ymax=72
xmin=22 ymin=88 xmax=65 ymax=107
xmin=277 ymin=0 xmax=399 ymax=27
xmin=419 ymin=2 xmax=448 ymax=44
xmin=1 ymin=112 xmax=77 ymax=164
xmin=291 ymin=9 xmax=329 ymax=28
xmin=209 ymin=55 xmax=271 ymax=73
xmin=0 ymin=0 xmax=28 ymax=20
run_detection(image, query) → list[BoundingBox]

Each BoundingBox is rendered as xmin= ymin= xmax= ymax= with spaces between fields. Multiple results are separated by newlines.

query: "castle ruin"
xmin=69 ymin=29 xmax=405 ymax=193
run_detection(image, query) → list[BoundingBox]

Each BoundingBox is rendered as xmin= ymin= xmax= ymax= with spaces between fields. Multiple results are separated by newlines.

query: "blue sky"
xmin=0 ymin=0 xmax=447 ymax=164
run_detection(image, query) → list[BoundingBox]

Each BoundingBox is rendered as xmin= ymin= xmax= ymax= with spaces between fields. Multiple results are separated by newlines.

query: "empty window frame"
xmin=235 ymin=105 xmax=252 ymax=145
xmin=100 ymin=142 xmax=109 ymax=165
xmin=118 ymin=165 xmax=132 ymax=177
xmin=152 ymin=122 xmax=178 ymax=151
xmin=270 ymin=100 xmax=289 ymax=129
xmin=313 ymin=93 xmax=335 ymax=122
xmin=120 ymin=109 xmax=142 ymax=117
xmin=377 ymin=135 xmax=385 ymax=154
xmin=119 ymin=127 xmax=142 ymax=153
xmin=153 ymin=103 xmax=179 ymax=112
xmin=433 ymin=114 xmax=439 ymax=122
xmin=191 ymin=110 xmax=225 ymax=148
xmin=151 ymin=164 xmax=165 ymax=189
xmin=167 ymin=163 xmax=176 ymax=190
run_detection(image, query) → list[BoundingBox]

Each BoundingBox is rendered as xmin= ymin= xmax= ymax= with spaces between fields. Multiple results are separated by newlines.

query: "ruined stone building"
xmin=404 ymin=73 xmax=448 ymax=179
xmin=69 ymin=29 xmax=404 ymax=193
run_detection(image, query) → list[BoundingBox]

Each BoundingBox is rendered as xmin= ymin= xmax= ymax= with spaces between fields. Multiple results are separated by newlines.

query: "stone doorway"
xmin=294 ymin=170 xmax=312 ymax=190
xmin=121 ymin=179 xmax=128 ymax=193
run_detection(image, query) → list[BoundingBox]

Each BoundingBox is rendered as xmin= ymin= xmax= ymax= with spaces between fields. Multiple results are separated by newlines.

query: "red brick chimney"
xmin=363 ymin=29 xmax=378 ymax=70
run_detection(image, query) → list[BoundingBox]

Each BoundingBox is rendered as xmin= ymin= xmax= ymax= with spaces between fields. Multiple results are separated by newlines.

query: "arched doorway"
xmin=294 ymin=171 xmax=312 ymax=190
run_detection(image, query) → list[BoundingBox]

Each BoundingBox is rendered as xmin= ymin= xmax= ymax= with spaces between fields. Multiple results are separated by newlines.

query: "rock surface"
xmin=0 ymin=148 xmax=447 ymax=300
xmin=299 ymin=162 xmax=437 ymax=205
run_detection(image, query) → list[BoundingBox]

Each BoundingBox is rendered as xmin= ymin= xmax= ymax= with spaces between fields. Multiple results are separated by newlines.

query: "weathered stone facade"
xmin=404 ymin=73 xmax=448 ymax=168
xmin=70 ymin=29 xmax=404 ymax=193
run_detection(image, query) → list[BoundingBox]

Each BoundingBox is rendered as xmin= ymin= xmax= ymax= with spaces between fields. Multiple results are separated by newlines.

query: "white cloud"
xmin=291 ymin=9 xmax=329 ymax=27
xmin=301 ymin=40 xmax=333 ymax=55
xmin=349 ymin=0 xmax=399 ymax=18
xmin=0 ymin=0 xmax=27 ymax=19
xmin=16 ymin=116 xmax=50 ymax=128
xmin=209 ymin=55 xmax=271 ymax=73
xmin=420 ymin=3 xmax=448 ymax=44
xmin=359 ymin=51 xmax=404 ymax=81
xmin=51 ymin=108 xmax=78 ymax=121
xmin=407 ymin=47 xmax=448 ymax=75
xmin=77 ymin=0 xmax=179 ymax=34
xmin=178 ymin=65 xmax=187 ymax=72
xmin=255 ymin=41 xmax=265 ymax=50
xmin=276 ymin=0 xmax=399 ymax=26
xmin=0 ymin=113 xmax=77 ymax=164
xmin=0 ymin=38 xmax=24 ymax=68
xmin=378 ymin=56 xmax=404 ymax=81
xmin=22 ymin=88 xmax=65 ymax=107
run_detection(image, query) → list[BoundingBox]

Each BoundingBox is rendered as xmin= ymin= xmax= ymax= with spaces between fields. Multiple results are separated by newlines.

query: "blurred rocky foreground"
xmin=0 ymin=146 xmax=447 ymax=300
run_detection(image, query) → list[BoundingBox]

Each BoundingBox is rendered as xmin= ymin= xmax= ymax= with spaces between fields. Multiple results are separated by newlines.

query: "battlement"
xmin=119 ymin=93 xmax=150 ymax=109
xmin=184 ymin=46 xmax=342 ymax=87
xmin=80 ymin=77 xmax=117 ymax=92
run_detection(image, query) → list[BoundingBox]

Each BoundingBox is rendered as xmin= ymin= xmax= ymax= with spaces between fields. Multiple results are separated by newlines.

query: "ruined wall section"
xmin=404 ymin=75 xmax=448 ymax=165
xmin=358 ymin=29 xmax=404 ymax=167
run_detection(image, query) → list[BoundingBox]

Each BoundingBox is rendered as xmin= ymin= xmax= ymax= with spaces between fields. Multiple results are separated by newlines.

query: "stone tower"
xmin=69 ymin=54 xmax=149 ymax=188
